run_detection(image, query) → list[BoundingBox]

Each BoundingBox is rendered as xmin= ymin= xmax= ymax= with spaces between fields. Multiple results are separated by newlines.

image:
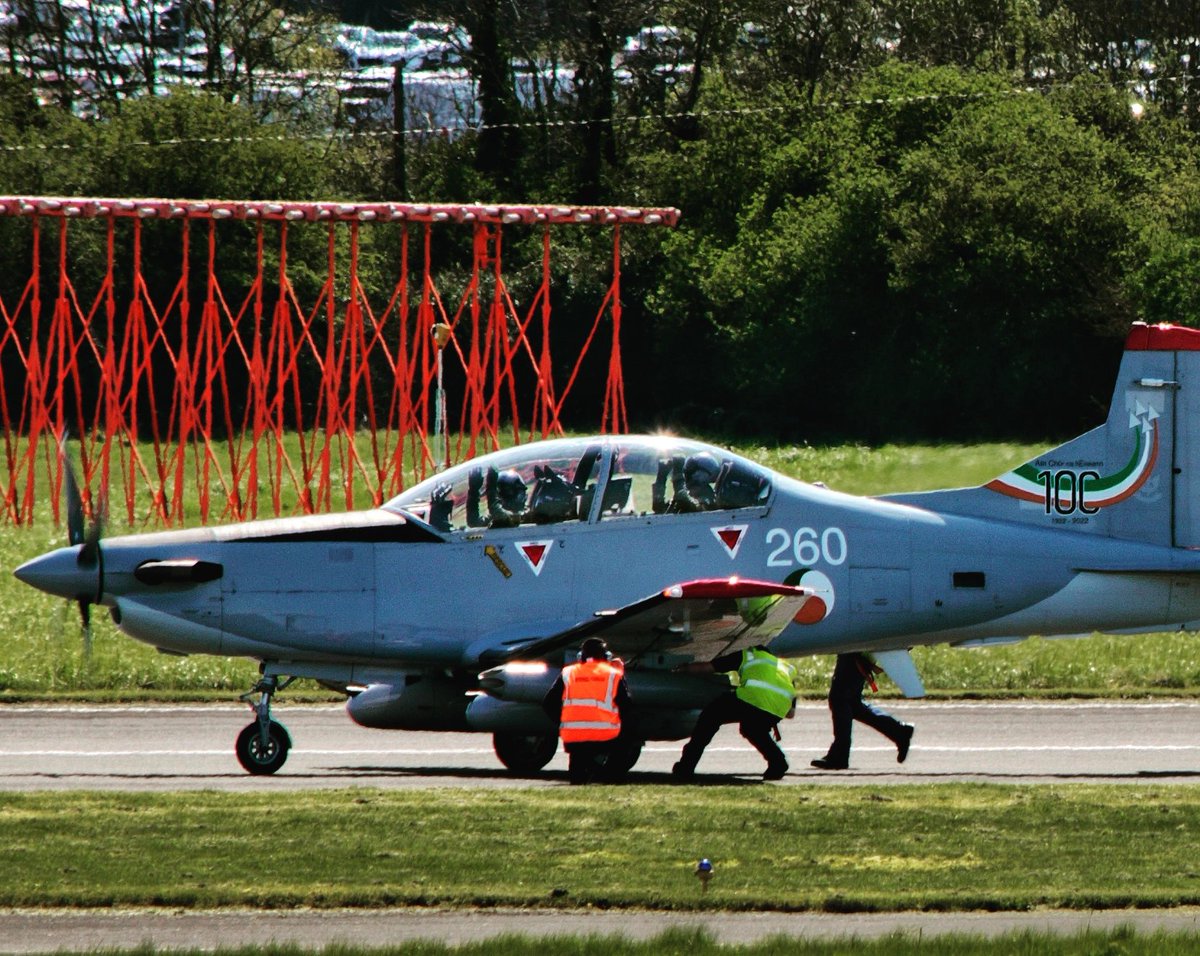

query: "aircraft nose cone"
xmin=13 ymin=546 xmax=96 ymax=601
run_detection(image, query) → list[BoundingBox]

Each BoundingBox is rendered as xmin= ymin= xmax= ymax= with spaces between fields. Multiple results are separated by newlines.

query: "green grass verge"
xmin=5 ymin=438 xmax=1199 ymax=699
xmin=23 ymin=928 xmax=1200 ymax=956
xmin=3 ymin=785 xmax=1199 ymax=912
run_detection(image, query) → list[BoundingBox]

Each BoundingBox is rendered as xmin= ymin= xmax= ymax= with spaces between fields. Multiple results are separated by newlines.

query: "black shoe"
xmin=672 ymin=761 xmax=695 ymax=781
xmin=810 ymin=757 xmax=848 ymax=771
xmin=896 ymin=724 xmax=914 ymax=764
xmin=763 ymin=763 xmax=788 ymax=781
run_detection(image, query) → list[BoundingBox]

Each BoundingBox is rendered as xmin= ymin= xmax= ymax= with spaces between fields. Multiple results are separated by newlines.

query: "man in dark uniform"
xmin=465 ymin=466 xmax=529 ymax=528
xmin=811 ymin=652 xmax=914 ymax=770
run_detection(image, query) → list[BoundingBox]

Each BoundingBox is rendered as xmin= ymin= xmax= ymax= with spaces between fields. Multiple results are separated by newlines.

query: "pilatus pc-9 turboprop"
xmin=16 ymin=322 xmax=1200 ymax=774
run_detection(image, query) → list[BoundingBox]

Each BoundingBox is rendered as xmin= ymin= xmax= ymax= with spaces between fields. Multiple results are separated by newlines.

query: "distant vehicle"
xmin=616 ymin=23 xmax=690 ymax=80
xmin=17 ymin=322 xmax=1200 ymax=775
xmin=333 ymin=21 xmax=462 ymax=72
xmin=621 ymin=24 xmax=686 ymax=61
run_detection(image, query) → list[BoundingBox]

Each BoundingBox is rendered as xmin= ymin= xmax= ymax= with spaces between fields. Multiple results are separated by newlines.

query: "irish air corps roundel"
xmin=785 ymin=568 xmax=835 ymax=624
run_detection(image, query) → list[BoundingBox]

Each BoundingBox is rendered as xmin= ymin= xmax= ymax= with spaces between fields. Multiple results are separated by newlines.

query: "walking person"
xmin=811 ymin=652 xmax=913 ymax=770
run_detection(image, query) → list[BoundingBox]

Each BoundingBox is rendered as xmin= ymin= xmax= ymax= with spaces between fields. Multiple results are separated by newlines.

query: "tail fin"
xmin=884 ymin=322 xmax=1200 ymax=547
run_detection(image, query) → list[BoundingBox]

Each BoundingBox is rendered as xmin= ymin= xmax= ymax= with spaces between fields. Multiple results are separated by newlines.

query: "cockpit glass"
xmin=603 ymin=438 xmax=772 ymax=519
xmin=383 ymin=437 xmax=771 ymax=531
xmin=383 ymin=438 xmax=605 ymax=532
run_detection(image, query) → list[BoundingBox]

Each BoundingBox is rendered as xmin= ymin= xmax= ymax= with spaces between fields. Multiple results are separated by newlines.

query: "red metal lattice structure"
xmin=0 ymin=196 xmax=679 ymax=527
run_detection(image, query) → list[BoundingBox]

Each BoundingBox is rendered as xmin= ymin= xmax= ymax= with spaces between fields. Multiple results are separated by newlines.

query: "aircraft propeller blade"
xmin=61 ymin=434 xmax=86 ymax=548
xmin=58 ymin=435 xmax=103 ymax=661
xmin=77 ymin=486 xmax=105 ymax=572
xmin=77 ymin=595 xmax=92 ymax=660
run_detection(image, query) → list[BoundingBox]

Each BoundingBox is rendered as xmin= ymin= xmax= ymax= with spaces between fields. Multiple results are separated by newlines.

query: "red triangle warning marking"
xmin=516 ymin=540 xmax=553 ymax=576
xmin=711 ymin=524 xmax=748 ymax=559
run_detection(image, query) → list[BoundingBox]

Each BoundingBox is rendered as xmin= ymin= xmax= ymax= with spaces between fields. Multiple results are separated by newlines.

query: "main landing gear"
xmin=490 ymin=732 xmax=646 ymax=778
xmin=236 ymin=674 xmax=296 ymax=775
xmin=492 ymin=732 xmax=558 ymax=773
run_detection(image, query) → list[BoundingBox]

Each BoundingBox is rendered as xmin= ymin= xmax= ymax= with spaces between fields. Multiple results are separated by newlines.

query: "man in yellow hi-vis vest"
xmin=672 ymin=645 xmax=797 ymax=781
xmin=543 ymin=637 xmax=631 ymax=784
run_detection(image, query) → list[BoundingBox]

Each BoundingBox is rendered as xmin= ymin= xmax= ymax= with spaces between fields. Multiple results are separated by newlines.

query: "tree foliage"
xmin=2 ymin=1 xmax=1200 ymax=440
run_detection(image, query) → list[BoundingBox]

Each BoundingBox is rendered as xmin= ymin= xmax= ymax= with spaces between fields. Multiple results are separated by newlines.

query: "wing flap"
xmin=481 ymin=577 xmax=813 ymax=667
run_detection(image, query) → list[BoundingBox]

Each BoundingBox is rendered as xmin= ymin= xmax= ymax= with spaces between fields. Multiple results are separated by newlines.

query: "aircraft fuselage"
xmin=30 ymin=472 xmax=1196 ymax=680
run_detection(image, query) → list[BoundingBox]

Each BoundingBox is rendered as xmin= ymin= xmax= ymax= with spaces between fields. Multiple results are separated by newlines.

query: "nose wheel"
xmin=236 ymin=674 xmax=295 ymax=775
xmin=235 ymin=719 xmax=291 ymax=774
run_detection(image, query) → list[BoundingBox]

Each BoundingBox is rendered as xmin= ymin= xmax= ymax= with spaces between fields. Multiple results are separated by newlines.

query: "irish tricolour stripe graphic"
xmin=986 ymin=401 xmax=1159 ymax=511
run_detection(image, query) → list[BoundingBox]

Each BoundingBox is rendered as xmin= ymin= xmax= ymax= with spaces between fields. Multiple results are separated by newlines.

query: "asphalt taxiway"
xmin=3 ymin=698 xmax=1200 ymax=951
xmin=2 ymin=905 xmax=1200 ymax=952
xmin=1 ymin=698 xmax=1199 ymax=789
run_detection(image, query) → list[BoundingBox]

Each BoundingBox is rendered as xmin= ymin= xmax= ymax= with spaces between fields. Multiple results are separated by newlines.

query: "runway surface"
xmin=2 ymin=698 xmax=1200 ymax=789
xmin=4 ymin=698 xmax=1200 ymax=951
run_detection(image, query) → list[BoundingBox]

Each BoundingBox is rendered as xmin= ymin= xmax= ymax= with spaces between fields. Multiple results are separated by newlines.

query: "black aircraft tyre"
xmin=492 ymin=732 xmax=558 ymax=773
xmin=602 ymin=737 xmax=644 ymax=779
xmin=235 ymin=719 xmax=292 ymax=775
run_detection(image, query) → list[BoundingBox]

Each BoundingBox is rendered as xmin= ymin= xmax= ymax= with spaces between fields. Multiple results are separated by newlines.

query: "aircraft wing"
xmin=482 ymin=577 xmax=814 ymax=667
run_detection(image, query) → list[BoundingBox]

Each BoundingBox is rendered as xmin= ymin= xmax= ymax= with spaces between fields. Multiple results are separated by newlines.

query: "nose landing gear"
xmin=236 ymin=674 xmax=295 ymax=775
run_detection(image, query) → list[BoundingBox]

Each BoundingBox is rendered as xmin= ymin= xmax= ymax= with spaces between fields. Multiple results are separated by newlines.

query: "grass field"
xmin=5 ymin=438 xmax=1200 ymax=699
xmin=24 ymin=929 xmax=1200 ymax=955
xmin=3 ymin=785 xmax=1199 ymax=912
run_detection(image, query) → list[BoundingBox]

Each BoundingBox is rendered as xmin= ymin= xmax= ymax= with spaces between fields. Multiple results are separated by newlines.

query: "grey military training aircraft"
xmin=14 ymin=321 xmax=1200 ymax=774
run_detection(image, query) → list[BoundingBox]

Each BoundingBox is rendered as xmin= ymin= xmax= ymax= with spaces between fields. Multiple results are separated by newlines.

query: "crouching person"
xmin=543 ymin=637 xmax=631 ymax=784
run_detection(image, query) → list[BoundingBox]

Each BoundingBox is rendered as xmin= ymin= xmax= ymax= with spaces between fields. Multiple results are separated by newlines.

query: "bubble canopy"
xmin=383 ymin=436 xmax=773 ymax=532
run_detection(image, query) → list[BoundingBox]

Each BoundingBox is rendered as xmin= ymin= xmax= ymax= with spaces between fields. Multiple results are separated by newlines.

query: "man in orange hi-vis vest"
xmin=543 ymin=637 xmax=631 ymax=784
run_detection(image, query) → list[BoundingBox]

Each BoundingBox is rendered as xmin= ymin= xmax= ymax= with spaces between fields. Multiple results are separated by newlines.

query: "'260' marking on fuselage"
xmin=765 ymin=527 xmax=848 ymax=567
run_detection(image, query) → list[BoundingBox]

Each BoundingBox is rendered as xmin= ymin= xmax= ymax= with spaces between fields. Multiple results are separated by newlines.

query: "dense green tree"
xmin=736 ymin=0 xmax=888 ymax=101
xmin=881 ymin=81 xmax=1141 ymax=437
xmin=7 ymin=4 xmax=1200 ymax=440
xmin=1123 ymin=108 xmax=1200 ymax=327
xmin=633 ymin=65 xmax=1162 ymax=440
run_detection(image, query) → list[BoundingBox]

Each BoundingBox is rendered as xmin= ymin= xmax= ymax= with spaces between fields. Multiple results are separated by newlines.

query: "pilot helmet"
xmin=530 ymin=470 xmax=575 ymax=520
xmin=580 ymin=637 xmax=611 ymax=661
xmin=683 ymin=452 xmax=720 ymax=485
xmin=496 ymin=469 xmax=528 ymax=511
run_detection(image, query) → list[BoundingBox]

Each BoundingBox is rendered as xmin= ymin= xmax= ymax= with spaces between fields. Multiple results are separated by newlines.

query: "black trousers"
xmin=564 ymin=720 xmax=639 ymax=784
xmin=565 ymin=741 xmax=612 ymax=784
xmin=824 ymin=653 xmax=907 ymax=762
xmin=677 ymin=692 xmax=786 ymax=772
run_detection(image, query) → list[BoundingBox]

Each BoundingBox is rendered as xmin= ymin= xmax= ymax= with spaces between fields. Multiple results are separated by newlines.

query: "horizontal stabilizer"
xmin=871 ymin=649 xmax=926 ymax=699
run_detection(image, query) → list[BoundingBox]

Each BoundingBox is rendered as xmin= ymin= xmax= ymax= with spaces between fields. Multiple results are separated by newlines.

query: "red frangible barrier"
xmin=0 ymin=197 xmax=679 ymax=527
